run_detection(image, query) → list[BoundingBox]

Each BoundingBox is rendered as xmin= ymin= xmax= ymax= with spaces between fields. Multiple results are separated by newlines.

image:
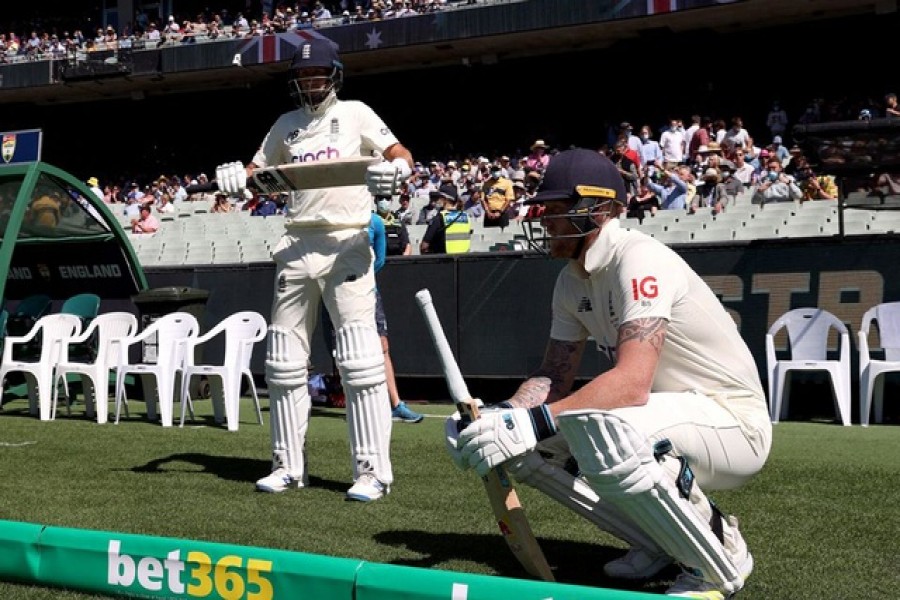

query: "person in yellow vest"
xmin=420 ymin=184 xmax=471 ymax=254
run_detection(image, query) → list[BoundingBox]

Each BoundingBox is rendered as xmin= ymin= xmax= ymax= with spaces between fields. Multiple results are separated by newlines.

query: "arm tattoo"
xmin=512 ymin=340 xmax=581 ymax=409
xmin=618 ymin=317 xmax=667 ymax=355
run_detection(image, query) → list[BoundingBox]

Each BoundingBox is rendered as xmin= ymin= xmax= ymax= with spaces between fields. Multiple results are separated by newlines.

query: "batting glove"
xmin=215 ymin=161 xmax=248 ymax=195
xmin=444 ymin=398 xmax=484 ymax=470
xmin=458 ymin=406 xmax=557 ymax=477
xmin=366 ymin=158 xmax=411 ymax=197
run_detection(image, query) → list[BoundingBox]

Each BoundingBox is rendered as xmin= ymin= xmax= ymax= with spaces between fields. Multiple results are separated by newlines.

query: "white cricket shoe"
xmin=346 ymin=472 xmax=390 ymax=502
xmin=604 ymin=548 xmax=673 ymax=580
xmin=255 ymin=468 xmax=306 ymax=493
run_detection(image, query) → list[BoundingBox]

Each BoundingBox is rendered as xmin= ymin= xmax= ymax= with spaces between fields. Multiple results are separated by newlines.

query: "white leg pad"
xmin=557 ymin=409 xmax=742 ymax=594
xmin=335 ymin=322 xmax=393 ymax=485
xmin=506 ymin=450 xmax=663 ymax=553
xmin=265 ymin=325 xmax=310 ymax=480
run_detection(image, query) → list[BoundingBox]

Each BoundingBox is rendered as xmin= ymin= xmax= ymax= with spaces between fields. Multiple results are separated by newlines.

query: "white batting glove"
xmin=444 ymin=398 xmax=484 ymax=471
xmin=366 ymin=158 xmax=411 ymax=197
xmin=458 ymin=406 xmax=557 ymax=477
xmin=215 ymin=161 xmax=248 ymax=195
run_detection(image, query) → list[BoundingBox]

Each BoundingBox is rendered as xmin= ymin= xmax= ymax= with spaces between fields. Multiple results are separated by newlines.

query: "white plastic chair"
xmin=0 ymin=313 xmax=83 ymax=421
xmin=180 ymin=311 xmax=266 ymax=431
xmin=52 ymin=312 xmax=138 ymax=424
xmin=765 ymin=308 xmax=851 ymax=426
xmin=858 ymin=301 xmax=900 ymax=426
xmin=114 ymin=311 xmax=199 ymax=427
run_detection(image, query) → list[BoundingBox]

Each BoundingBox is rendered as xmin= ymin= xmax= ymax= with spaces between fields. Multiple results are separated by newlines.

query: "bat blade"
xmin=251 ymin=156 xmax=380 ymax=192
xmin=415 ymin=288 xmax=555 ymax=582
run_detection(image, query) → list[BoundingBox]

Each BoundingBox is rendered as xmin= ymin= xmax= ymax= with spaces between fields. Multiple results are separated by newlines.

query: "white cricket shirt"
xmin=251 ymin=97 xmax=399 ymax=229
xmin=550 ymin=219 xmax=768 ymax=436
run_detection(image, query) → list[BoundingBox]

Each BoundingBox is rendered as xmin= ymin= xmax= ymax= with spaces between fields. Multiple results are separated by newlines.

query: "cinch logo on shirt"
xmin=577 ymin=297 xmax=593 ymax=312
xmin=631 ymin=276 xmax=658 ymax=300
xmin=291 ymin=147 xmax=340 ymax=162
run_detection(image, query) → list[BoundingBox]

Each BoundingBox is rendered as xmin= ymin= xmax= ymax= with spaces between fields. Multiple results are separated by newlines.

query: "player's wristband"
xmin=528 ymin=405 xmax=557 ymax=441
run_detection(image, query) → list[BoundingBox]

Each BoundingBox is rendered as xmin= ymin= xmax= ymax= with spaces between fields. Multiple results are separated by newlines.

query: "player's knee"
xmin=557 ymin=409 xmax=655 ymax=496
xmin=335 ymin=321 xmax=385 ymax=387
xmin=265 ymin=325 xmax=307 ymax=388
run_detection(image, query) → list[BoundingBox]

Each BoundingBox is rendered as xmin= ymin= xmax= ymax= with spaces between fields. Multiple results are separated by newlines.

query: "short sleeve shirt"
xmin=550 ymin=220 xmax=768 ymax=436
xmin=252 ymin=98 xmax=399 ymax=230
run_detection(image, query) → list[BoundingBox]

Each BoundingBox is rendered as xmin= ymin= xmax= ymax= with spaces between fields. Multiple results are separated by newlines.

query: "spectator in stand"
xmin=721 ymin=168 xmax=743 ymax=203
xmin=416 ymin=193 xmax=440 ymax=225
xmin=144 ymin=22 xmax=161 ymax=43
xmin=481 ymin=163 xmax=514 ymax=231
xmin=770 ymin=136 xmax=790 ymax=165
xmin=783 ymin=146 xmax=805 ymax=176
xmin=251 ymin=193 xmax=282 ymax=216
xmin=510 ymin=180 xmax=529 ymax=224
xmin=713 ymin=118 xmax=728 ymax=145
xmin=797 ymin=162 xmax=838 ymax=201
xmin=524 ymin=139 xmax=550 ymax=172
xmin=749 ymin=147 xmax=770 ymax=174
xmin=723 ymin=116 xmax=750 ymax=151
xmin=647 ymin=165 xmax=690 ymax=211
xmin=131 ymin=203 xmax=159 ymax=234
xmin=886 ymin=93 xmax=900 ymax=117
xmin=691 ymin=168 xmax=727 ymax=215
xmin=689 ymin=116 xmax=712 ymax=160
xmin=732 ymin=148 xmax=756 ymax=188
xmin=156 ymin=191 xmax=176 ymax=214
xmin=766 ymin=101 xmax=789 ymax=141
xmin=211 ymin=192 xmax=233 ymax=213
xmin=376 ymin=197 xmax=412 ymax=256
xmin=659 ymin=118 xmax=686 ymax=169
xmin=463 ymin=185 xmax=484 ymax=221
xmin=683 ymin=114 xmax=701 ymax=157
xmin=619 ymin=122 xmax=643 ymax=164
xmin=611 ymin=140 xmax=640 ymax=198
xmin=171 ymin=179 xmax=188 ymax=203
xmin=627 ymin=178 xmax=660 ymax=222
xmin=86 ymin=176 xmax=103 ymax=201
xmin=753 ymin=158 xmax=803 ymax=204
xmin=638 ymin=124 xmax=663 ymax=178
xmin=394 ymin=193 xmax=414 ymax=225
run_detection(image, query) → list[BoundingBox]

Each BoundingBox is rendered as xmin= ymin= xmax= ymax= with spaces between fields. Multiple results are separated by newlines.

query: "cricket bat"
xmin=415 ymin=288 xmax=555 ymax=582
xmin=185 ymin=156 xmax=381 ymax=195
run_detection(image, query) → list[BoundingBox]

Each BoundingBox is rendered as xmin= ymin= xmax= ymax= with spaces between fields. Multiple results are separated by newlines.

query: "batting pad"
xmin=507 ymin=451 xmax=662 ymax=554
xmin=557 ymin=410 xmax=743 ymax=594
xmin=266 ymin=326 xmax=310 ymax=479
xmin=335 ymin=322 xmax=393 ymax=484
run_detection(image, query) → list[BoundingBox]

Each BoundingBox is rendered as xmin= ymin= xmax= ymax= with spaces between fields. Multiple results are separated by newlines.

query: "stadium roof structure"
xmin=0 ymin=161 xmax=148 ymax=302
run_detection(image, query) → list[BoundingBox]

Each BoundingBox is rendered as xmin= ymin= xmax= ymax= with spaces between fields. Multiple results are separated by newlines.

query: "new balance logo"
xmin=577 ymin=297 xmax=593 ymax=312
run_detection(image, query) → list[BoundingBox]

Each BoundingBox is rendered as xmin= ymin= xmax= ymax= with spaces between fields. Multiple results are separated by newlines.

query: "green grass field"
xmin=0 ymin=393 xmax=898 ymax=599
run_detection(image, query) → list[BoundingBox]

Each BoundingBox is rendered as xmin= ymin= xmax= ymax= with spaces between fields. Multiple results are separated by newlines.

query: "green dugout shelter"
xmin=0 ymin=161 xmax=147 ymax=303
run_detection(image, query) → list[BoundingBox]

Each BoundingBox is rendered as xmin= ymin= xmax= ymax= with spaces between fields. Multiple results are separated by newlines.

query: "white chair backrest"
xmin=92 ymin=312 xmax=140 ymax=367
xmin=768 ymin=308 xmax=847 ymax=360
xmin=153 ymin=312 xmax=200 ymax=363
xmin=34 ymin=314 xmax=84 ymax=363
xmin=187 ymin=310 xmax=266 ymax=368
xmin=862 ymin=301 xmax=900 ymax=361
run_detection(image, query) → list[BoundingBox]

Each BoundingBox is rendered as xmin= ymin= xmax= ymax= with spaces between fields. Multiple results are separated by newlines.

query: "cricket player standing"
xmin=446 ymin=148 xmax=771 ymax=597
xmin=216 ymin=36 xmax=413 ymax=501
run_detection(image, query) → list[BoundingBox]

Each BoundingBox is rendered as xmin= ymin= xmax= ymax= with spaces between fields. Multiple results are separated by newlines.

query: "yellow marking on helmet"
xmin=576 ymin=185 xmax=617 ymax=199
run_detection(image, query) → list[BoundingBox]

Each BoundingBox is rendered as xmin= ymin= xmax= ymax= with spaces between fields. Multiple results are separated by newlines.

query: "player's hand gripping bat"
xmin=415 ymin=288 xmax=555 ymax=582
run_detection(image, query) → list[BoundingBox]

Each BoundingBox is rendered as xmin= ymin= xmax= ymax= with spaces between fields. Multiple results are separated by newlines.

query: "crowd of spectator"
xmin=0 ymin=1 xmax=479 ymax=63
xmin=90 ymin=89 xmax=900 ymax=245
